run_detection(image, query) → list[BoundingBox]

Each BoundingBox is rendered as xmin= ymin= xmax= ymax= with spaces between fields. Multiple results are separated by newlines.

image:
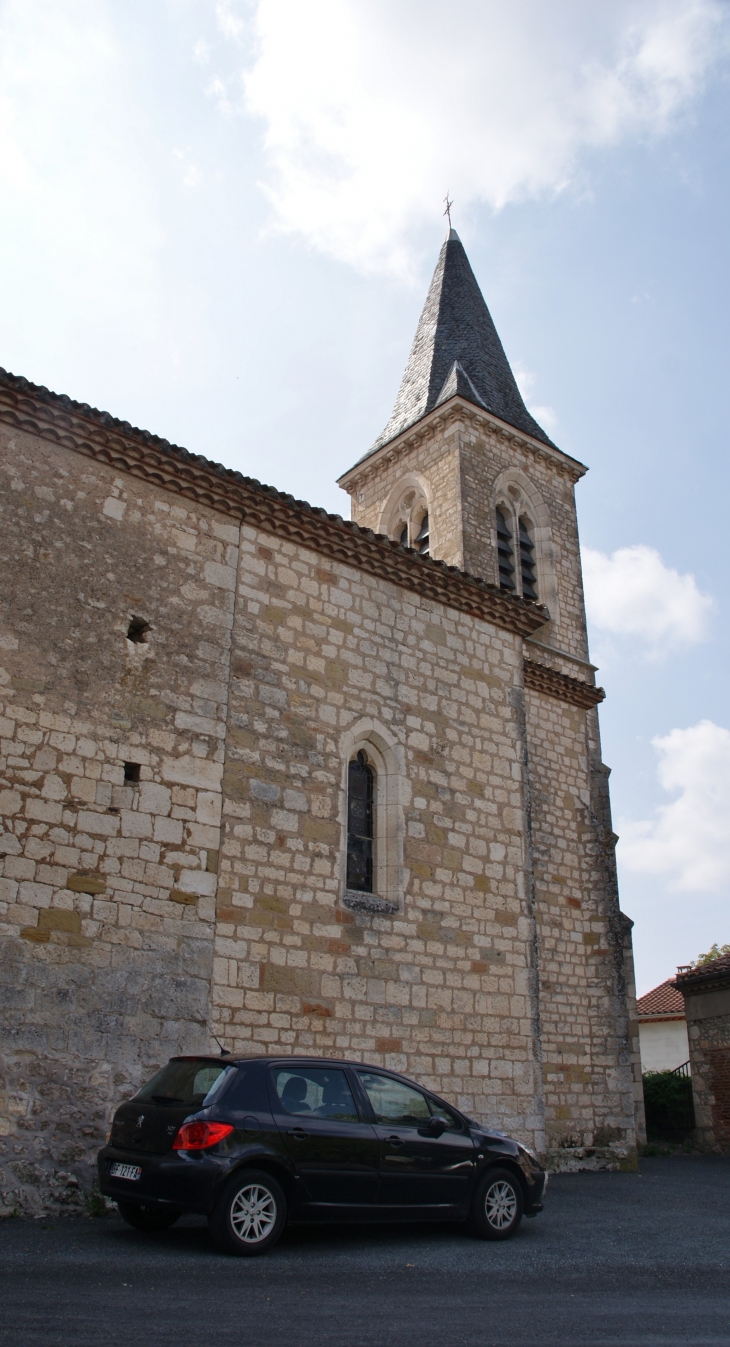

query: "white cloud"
xmin=0 ymin=0 xmax=172 ymax=381
xmin=233 ymin=0 xmax=727 ymax=276
xmin=216 ymin=1 xmax=247 ymax=42
xmin=619 ymin=721 xmax=730 ymax=891
xmin=581 ymin=544 xmax=712 ymax=656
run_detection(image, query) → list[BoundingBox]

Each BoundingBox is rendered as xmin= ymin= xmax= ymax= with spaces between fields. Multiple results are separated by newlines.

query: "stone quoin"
xmin=0 ymin=229 xmax=644 ymax=1214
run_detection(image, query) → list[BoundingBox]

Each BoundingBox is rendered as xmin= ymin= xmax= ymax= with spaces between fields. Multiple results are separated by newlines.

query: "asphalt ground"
xmin=2 ymin=1156 xmax=729 ymax=1347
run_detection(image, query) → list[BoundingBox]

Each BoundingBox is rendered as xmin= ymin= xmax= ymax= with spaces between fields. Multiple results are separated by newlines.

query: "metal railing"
xmin=671 ymin=1060 xmax=691 ymax=1077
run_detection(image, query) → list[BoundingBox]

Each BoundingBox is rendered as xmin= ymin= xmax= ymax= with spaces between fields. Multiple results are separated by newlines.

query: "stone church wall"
xmin=524 ymin=685 xmax=639 ymax=1168
xmin=0 ymin=406 xmax=640 ymax=1213
xmin=213 ymin=524 xmax=547 ymax=1147
xmin=457 ymin=420 xmax=589 ymax=660
xmin=0 ymin=426 xmax=236 ymax=1214
xmin=345 ymin=408 xmax=590 ymax=663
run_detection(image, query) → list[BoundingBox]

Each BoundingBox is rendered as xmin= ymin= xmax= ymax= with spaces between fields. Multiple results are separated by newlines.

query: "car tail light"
xmin=172 ymin=1121 xmax=234 ymax=1151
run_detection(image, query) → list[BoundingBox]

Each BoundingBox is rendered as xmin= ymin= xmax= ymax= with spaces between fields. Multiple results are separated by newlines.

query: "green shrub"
xmin=643 ymin=1070 xmax=695 ymax=1139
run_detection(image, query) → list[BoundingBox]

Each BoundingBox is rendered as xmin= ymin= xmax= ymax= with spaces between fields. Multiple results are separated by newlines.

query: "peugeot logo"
xmin=134 ymin=1114 xmax=145 ymax=1131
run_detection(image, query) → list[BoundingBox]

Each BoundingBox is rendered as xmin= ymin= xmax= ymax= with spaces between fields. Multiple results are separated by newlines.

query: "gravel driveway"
xmin=2 ymin=1156 xmax=729 ymax=1347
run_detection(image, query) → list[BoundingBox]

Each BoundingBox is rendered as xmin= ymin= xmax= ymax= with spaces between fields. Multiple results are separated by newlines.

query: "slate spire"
xmin=368 ymin=229 xmax=553 ymax=455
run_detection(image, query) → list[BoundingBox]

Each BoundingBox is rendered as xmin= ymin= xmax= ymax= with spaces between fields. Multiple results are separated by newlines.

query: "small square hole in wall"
xmin=127 ymin=616 xmax=151 ymax=644
xmin=124 ymin=762 xmax=141 ymax=785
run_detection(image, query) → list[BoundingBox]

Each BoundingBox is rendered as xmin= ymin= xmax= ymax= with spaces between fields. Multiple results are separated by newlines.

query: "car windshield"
xmin=135 ymin=1060 xmax=236 ymax=1108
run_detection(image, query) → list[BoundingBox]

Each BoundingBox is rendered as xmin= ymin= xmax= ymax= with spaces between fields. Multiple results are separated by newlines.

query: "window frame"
xmin=492 ymin=471 xmax=558 ymax=626
xmin=377 ymin=474 xmax=434 ymax=556
xmin=346 ymin=749 xmax=375 ymax=893
xmin=338 ymin=720 xmax=406 ymax=915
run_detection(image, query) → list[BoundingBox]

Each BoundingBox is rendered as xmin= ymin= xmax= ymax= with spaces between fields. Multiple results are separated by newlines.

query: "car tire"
xmin=208 ymin=1169 xmax=287 ymax=1257
xmin=469 ymin=1167 xmax=524 ymax=1241
xmin=117 ymin=1201 xmax=181 ymax=1232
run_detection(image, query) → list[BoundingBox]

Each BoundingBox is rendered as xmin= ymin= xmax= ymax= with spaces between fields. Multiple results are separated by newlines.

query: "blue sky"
xmin=1 ymin=0 xmax=729 ymax=992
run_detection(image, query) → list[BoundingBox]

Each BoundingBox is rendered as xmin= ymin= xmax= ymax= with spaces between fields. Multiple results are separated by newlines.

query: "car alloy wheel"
xmin=484 ymin=1179 xmax=517 ymax=1230
xmin=209 ymin=1168 xmax=287 ymax=1256
xmin=469 ymin=1166 xmax=524 ymax=1241
xmin=230 ymin=1183 xmax=277 ymax=1244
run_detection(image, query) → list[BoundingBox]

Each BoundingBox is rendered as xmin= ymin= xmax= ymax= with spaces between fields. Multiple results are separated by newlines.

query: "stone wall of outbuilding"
xmin=677 ymin=963 xmax=730 ymax=1152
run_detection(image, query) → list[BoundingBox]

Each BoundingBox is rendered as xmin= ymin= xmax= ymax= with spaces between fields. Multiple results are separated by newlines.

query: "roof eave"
xmin=338 ymin=394 xmax=587 ymax=490
xmin=0 ymin=366 xmax=552 ymax=642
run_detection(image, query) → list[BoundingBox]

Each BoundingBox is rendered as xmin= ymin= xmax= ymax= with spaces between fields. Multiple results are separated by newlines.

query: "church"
xmin=0 ymin=229 xmax=644 ymax=1214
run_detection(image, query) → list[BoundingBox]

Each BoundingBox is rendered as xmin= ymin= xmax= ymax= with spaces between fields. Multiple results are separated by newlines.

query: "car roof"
xmin=173 ymin=1053 xmax=397 ymax=1072
xmin=170 ymin=1053 xmax=454 ymax=1096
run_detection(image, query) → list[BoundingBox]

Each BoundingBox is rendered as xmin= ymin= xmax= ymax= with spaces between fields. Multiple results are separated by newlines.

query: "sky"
xmin=1 ymin=0 xmax=729 ymax=994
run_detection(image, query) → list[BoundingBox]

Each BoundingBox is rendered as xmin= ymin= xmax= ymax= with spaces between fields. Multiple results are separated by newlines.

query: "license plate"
xmin=109 ymin=1162 xmax=142 ymax=1181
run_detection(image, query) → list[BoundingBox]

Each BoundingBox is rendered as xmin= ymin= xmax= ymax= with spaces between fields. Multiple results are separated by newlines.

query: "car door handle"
xmin=386 ymin=1135 xmax=403 ymax=1146
xmin=287 ymin=1128 xmax=309 ymax=1139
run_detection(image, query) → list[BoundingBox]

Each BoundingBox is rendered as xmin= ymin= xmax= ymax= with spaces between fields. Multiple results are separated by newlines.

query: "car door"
xmin=356 ymin=1070 xmax=476 ymax=1208
xmin=269 ymin=1064 xmax=379 ymax=1205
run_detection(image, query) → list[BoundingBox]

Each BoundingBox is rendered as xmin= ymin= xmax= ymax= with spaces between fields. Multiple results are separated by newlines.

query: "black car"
xmin=98 ymin=1055 xmax=546 ymax=1255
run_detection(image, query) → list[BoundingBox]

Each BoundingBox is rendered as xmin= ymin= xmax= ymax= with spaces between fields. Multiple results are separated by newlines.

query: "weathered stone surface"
xmin=0 ymin=324 xmax=640 ymax=1208
xmin=0 ymin=430 xmax=232 ymax=1210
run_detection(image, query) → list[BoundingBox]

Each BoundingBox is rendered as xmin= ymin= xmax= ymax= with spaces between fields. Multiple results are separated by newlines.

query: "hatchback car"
xmin=98 ymin=1054 xmax=546 ymax=1255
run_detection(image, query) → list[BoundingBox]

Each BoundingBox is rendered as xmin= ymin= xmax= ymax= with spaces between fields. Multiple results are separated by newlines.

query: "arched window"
xmin=518 ymin=516 xmax=538 ymax=600
xmin=346 ymin=750 xmax=374 ymax=892
xmin=496 ymin=506 xmax=515 ymax=591
xmin=379 ymin=478 xmax=432 ymax=556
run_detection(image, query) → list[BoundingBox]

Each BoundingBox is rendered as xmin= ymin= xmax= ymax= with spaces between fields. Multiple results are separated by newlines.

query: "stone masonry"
xmin=676 ymin=953 xmax=730 ymax=1152
xmin=0 ymin=232 xmax=643 ymax=1213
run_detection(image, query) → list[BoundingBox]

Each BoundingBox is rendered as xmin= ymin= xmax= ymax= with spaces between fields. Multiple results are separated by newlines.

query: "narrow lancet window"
xmin=519 ymin=517 xmax=538 ymax=600
xmin=414 ymin=512 xmax=430 ymax=556
xmin=496 ymin=507 xmax=515 ymax=590
xmin=399 ymin=523 xmax=408 ymax=547
xmin=347 ymin=750 xmax=374 ymax=892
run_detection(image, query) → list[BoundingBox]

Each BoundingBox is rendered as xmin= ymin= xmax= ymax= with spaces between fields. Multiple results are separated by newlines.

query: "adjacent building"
xmin=637 ymin=980 xmax=689 ymax=1073
xmin=676 ymin=952 xmax=730 ymax=1152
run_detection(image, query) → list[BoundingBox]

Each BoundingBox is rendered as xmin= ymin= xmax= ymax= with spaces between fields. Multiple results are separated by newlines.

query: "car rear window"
xmin=272 ymin=1066 xmax=359 ymax=1121
xmin=135 ymin=1060 xmax=236 ymax=1108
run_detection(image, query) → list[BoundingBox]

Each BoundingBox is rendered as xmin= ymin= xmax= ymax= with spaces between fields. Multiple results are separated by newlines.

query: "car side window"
xmin=426 ymin=1098 xmax=464 ymax=1131
xmin=272 ymin=1067 xmax=359 ymax=1122
xmin=357 ymin=1072 xmax=432 ymax=1125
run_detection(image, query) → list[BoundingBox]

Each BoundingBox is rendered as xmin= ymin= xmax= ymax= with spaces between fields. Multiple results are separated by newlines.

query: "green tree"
xmin=693 ymin=942 xmax=730 ymax=967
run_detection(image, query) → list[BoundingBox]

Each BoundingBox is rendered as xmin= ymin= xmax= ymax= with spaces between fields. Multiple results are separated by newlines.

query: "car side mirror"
xmin=428 ymin=1115 xmax=448 ymax=1136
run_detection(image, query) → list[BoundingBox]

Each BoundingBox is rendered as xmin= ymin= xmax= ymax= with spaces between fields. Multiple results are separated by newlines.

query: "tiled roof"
xmin=0 ymin=366 xmax=553 ymax=641
xmin=360 ymin=229 xmax=555 ymax=463
xmin=675 ymin=950 xmax=730 ymax=993
xmin=637 ymin=980 xmax=685 ymax=1019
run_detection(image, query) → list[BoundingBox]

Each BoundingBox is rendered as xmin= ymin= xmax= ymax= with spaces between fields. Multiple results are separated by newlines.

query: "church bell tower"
xmin=338 ymin=228 xmax=592 ymax=662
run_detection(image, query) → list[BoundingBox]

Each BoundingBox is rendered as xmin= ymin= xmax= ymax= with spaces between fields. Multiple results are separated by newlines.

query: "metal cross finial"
xmin=443 ymin=192 xmax=454 ymax=228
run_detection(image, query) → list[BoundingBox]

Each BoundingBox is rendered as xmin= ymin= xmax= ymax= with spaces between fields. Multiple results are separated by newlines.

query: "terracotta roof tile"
xmin=637 ymin=980 xmax=685 ymax=1019
xmin=675 ymin=950 xmax=730 ymax=992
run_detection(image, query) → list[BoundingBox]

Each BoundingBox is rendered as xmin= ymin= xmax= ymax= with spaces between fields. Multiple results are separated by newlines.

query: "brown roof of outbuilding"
xmin=675 ymin=951 xmax=730 ymax=994
xmin=637 ymin=980 xmax=685 ymax=1019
